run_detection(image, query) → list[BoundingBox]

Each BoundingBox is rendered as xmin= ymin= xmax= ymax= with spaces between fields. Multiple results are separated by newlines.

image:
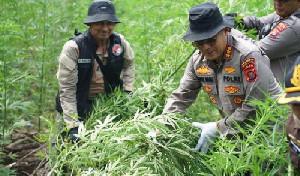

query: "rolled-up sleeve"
xmin=163 ymin=53 xmax=202 ymax=114
xmin=243 ymin=13 xmax=277 ymax=31
xmin=57 ymin=40 xmax=81 ymax=127
xmin=120 ymin=34 xmax=135 ymax=92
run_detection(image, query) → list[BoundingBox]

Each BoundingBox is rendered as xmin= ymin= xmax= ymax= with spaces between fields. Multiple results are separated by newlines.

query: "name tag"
xmin=78 ymin=59 xmax=91 ymax=63
xmin=199 ymin=77 xmax=214 ymax=82
xmin=223 ymin=76 xmax=241 ymax=83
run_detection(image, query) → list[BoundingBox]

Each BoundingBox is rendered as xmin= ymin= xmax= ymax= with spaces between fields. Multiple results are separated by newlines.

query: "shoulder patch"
xmin=269 ymin=22 xmax=287 ymax=38
xmin=241 ymin=58 xmax=258 ymax=82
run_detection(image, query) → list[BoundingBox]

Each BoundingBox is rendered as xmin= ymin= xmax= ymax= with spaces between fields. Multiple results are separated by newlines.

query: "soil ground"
xmin=3 ymin=129 xmax=48 ymax=176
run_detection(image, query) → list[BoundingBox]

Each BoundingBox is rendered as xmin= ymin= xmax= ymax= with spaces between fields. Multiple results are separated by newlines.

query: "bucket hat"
xmin=278 ymin=56 xmax=300 ymax=104
xmin=183 ymin=2 xmax=234 ymax=41
xmin=84 ymin=0 xmax=121 ymax=24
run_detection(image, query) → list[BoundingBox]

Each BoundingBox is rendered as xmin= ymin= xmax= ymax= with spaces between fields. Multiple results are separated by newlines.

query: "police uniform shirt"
xmin=234 ymin=8 xmax=300 ymax=84
xmin=163 ymin=34 xmax=282 ymax=135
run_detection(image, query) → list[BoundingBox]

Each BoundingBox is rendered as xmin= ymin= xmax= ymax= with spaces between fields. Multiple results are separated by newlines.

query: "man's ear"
xmin=224 ymin=27 xmax=230 ymax=35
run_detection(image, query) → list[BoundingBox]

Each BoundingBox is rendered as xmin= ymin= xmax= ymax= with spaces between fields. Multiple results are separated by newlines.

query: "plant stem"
xmin=38 ymin=0 xmax=48 ymax=132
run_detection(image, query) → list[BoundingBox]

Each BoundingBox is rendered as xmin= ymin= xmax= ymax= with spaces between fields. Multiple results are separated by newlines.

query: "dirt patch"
xmin=3 ymin=130 xmax=48 ymax=176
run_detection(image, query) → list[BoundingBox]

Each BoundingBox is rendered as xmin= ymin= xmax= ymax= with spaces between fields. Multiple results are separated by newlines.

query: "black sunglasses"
xmin=192 ymin=32 xmax=220 ymax=47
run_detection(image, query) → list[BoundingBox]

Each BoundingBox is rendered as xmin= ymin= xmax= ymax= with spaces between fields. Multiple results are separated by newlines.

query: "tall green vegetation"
xmin=1 ymin=0 xmax=292 ymax=175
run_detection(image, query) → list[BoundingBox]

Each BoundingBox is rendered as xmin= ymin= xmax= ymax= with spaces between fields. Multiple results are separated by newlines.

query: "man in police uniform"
xmin=278 ymin=56 xmax=300 ymax=172
xmin=162 ymin=2 xmax=282 ymax=153
xmin=56 ymin=0 xmax=134 ymax=141
xmin=232 ymin=0 xmax=300 ymax=84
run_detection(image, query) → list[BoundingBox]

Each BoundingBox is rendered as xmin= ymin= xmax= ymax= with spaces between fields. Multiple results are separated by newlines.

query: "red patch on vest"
xmin=112 ymin=44 xmax=123 ymax=56
xmin=270 ymin=22 xmax=287 ymax=38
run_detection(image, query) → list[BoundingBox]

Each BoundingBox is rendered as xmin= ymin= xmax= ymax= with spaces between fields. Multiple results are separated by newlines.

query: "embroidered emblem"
xmin=225 ymin=45 xmax=232 ymax=59
xmin=112 ymin=44 xmax=123 ymax=56
xmin=291 ymin=64 xmax=300 ymax=87
xmin=224 ymin=66 xmax=236 ymax=74
xmin=233 ymin=96 xmax=243 ymax=105
xmin=244 ymin=68 xmax=258 ymax=82
xmin=196 ymin=65 xmax=211 ymax=74
xmin=241 ymin=58 xmax=255 ymax=68
xmin=225 ymin=86 xmax=240 ymax=94
xmin=209 ymin=95 xmax=217 ymax=104
xmin=78 ymin=59 xmax=91 ymax=63
xmin=270 ymin=22 xmax=287 ymax=38
xmin=203 ymin=86 xmax=212 ymax=92
xmin=241 ymin=58 xmax=258 ymax=82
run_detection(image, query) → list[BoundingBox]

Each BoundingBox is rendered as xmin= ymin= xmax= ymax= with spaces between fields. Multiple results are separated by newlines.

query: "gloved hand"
xmin=146 ymin=129 xmax=160 ymax=142
xmin=192 ymin=122 xmax=219 ymax=153
xmin=67 ymin=127 xmax=80 ymax=143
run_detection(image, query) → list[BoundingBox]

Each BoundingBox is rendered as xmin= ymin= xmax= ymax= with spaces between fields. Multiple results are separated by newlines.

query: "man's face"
xmin=291 ymin=104 xmax=300 ymax=118
xmin=193 ymin=29 xmax=228 ymax=63
xmin=274 ymin=0 xmax=300 ymax=18
xmin=90 ymin=21 xmax=116 ymax=41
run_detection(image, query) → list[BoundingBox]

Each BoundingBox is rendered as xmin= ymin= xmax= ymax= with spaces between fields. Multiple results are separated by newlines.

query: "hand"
xmin=192 ymin=122 xmax=219 ymax=153
xmin=146 ymin=129 xmax=160 ymax=142
xmin=67 ymin=127 xmax=80 ymax=143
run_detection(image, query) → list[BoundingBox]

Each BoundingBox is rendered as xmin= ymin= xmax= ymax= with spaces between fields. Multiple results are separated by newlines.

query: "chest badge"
xmin=209 ymin=95 xmax=217 ymax=104
xmin=270 ymin=22 xmax=287 ymax=38
xmin=224 ymin=66 xmax=237 ymax=74
xmin=196 ymin=65 xmax=211 ymax=74
xmin=233 ymin=96 xmax=243 ymax=105
xmin=203 ymin=86 xmax=212 ymax=93
xmin=112 ymin=44 xmax=123 ymax=56
xmin=225 ymin=86 xmax=240 ymax=94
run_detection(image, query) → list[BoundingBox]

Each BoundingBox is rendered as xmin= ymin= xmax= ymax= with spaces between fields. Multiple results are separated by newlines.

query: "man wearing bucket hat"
xmin=162 ymin=2 xmax=282 ymax=153
xmin=55 ymin=0 xmax=135 ymax=142
xmin=278 ymin=56 xmax=300 ymax=172
xmin=231 ymin=0 xmax=300 ymax=84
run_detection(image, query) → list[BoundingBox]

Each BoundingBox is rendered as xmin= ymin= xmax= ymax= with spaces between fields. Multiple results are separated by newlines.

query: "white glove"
xmin=192 ymin=122 xmax=219 ymax=153
xmin=146 ymin=129 xmax=160 ymax=142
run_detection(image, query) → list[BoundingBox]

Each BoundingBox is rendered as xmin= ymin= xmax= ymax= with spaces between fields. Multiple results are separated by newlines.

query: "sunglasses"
xmin=192 ymin=35 xmax=218 ymax=47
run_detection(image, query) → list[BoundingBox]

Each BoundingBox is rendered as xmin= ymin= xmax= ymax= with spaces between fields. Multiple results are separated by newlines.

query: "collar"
xmin=292 ymin=8 xmax=300 ymax=18
xmin=224 ymin=34 xmax=233 ymax=60
xmin=87 ymin=29 xmax=99 ymax=52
